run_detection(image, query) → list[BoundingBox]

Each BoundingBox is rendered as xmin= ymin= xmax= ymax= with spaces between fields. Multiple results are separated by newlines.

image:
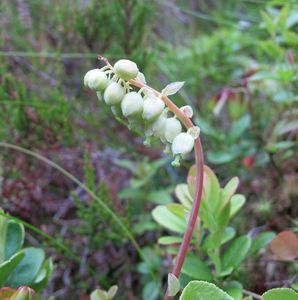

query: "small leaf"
xmin=152 ymin=206 xmax=186 ymax=233
xmin=5 ymin=220 xmax=25 ymax=260
xmin=182 ymin=253 xmax=213 ymax=281
xmin=224 ymin=281 xmax=243 ymax=300
xmin=230 ymin=194 xmax=245 ymax=217
xmin=175 ymin=184 xmax=193 ymax=209
xmin=162 ymin=81 xmax=184 ymax=96
xmin=158 ymin=236 xmax=183 ymax=245
xmin=221 ymin=227 xmax=236 ymax=245
xmin=262 ymin=288 xmax=298 ymax=300
xmin=248 ymin=232 xmax=276 ymax=256
xmin=168 ymin=273 xmax=180 ymax=297
xmin=90 ymin=289 xmax=108 ymax=300
xmin=222 ymin=235 xmax=252 ymax=272
xmin=270 ymin=230 xmax=298 ymax=261
xmin=0 ymin=251 xmax=25 ymax=286
xmin=143 ymin=281 xmax=160 ymax=300
xmin=107 ymin=285 xmax=118 ymax=299
xmin=6 ymin=247 xmax=45 ymax=287
xmin=180 ymin=280 xmax=233 ymax=300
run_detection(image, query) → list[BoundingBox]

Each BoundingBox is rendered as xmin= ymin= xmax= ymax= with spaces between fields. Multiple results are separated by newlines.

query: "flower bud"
xmin=84 ymin=69 xmax=108 ymax=91
xmin=164 ymin=118 xmax=182 ymax=143
xmin=104 ymin=82 xmax=125 ymax=105
xmin=151 ymin=114 xmax=167 ymax=138
xmin=172 ymin=132 xmax=194 ymax=155
xmin=142 ymin=97 xmax=165 ymax=120
xmin=11 ymin=286 xmax=35 ymax=300
xmin=114 ymin=59 xmax=139 ymax=80
xmin=180 ymin=105 xmax=193 ymax=118
xmin=121 ymin=92 xmax=143 ymax=117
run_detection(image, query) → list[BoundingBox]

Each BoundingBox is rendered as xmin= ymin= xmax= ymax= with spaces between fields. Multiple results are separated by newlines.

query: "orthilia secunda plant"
xmin=84 ymin=56 xmax=205 ymax=300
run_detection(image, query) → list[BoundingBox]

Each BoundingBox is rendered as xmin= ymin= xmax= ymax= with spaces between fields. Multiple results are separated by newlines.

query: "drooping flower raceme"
xmin=84 ymin=58 xmax=200 ymax=166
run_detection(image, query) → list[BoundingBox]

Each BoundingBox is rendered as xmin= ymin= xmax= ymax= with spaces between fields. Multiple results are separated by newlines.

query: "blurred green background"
xmin=0 ymin=0 xmax=297 ymax=299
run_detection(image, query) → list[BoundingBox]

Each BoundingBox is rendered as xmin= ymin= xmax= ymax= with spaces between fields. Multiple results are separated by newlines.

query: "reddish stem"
xmin=99 ymin=57 xmax=205 ymax=299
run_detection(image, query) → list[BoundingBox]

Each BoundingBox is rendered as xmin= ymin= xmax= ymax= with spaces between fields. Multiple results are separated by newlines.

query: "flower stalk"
xmin=98 ymin=56 xmax=205 ymax=299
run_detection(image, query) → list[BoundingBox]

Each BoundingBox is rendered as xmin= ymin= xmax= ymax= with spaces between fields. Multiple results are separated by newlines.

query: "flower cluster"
xmin=84 ymin=59 xmax=200 ymax=166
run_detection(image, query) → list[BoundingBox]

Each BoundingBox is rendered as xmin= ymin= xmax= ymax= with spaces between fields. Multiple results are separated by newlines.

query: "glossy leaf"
xmin=223 ymin=281 xmax=243 ymax=300
xmin=5 ymin=221 xmax=25 ymax=260
xmin=0 ymin=251 xmax=25 ymax=286
xmin=175 ymin=184 xmax=193 ymax=209
xmin=262 ymin=288 xmax=298 ymax=300
xmin=221 ymin=235 xmax=252 ymax=272
xmin=7 ymin=247 xmax=45 ymax=287
xmin=230 ymin=194 xmax=245 ymax=217
xmin=248 ymin=231 xmax=276 ymax=256
xmin=152 ymin=206 xmax=186 ymax=233
xmin=158 ymin=236 xmax=183 ymax=245
xmin=180 ymin=280 xmax=233 ymax=300
xmin=182 ymin=253 xmax=213 ymax=281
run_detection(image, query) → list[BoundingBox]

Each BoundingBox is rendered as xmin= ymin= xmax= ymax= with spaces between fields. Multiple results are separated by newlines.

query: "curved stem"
xmin=100 ymin=56 xmax=205 ymax=298
xmin=128 ymin=80 xmax=205 ymax=300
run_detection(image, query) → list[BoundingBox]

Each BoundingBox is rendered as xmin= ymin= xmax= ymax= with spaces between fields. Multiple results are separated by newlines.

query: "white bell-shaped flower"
xmin=164 ymin=118 xmax=182 ymax=143
xmin=103 ymin=82 xmax=125 ymax=105
xmin=151 ymin=114 xmax=167 ymax=138
xmin=142 ymin=97 xmax=165 ymax=120
xmin=114 ymin=59 xmax=139 ymax=81
xmin=84 ymin=69 xmax=108 ymax=91
xmin=172 ymin=132 xmax=195 ymax=155
xmin=121 ymin=92 xmax=143 ymax=117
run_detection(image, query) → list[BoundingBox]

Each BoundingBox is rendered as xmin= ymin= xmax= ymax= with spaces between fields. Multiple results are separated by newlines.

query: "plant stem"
xmin=100 ymin=56 xmax=205 ymax=298
xmin=128 ymin=79 xmax=205 ymax=300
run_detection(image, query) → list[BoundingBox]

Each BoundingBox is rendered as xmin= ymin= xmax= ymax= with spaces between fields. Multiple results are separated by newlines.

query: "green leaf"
xmin=90 ymin=289 xmax=108 ymax=300
xmin=207 ymin=151 xmax=237 ymax=164
xmin=143 ymin=281 xmax=160 ymax=300
xmin=107 ymin=285 xmax=118 ymax=299
xmin=31 ymin=257 xmax=54 ymax=292
xmin=230 ymin=194 xmax=246 ymax=217
xmin=223 ymin=281 xmax=243 ymax=300
xmin=262 ymin=288 xmax=298 ymax=300
xmin=228 ymin=115 xmax=250 ymax=142
xmin=0 ymin=251 xmax=25 ymax=286
xmin=221 ymin=235 xmax=252 ymax=273
xmin=221 ymin=227 xmax=236 ymax=245
xmin=180 ymin=280 xmax=233 ymax=300
xmin=175 ymin=184 xmax=193 ymax=210
xmin=248 ymin=232 xmax=276 ymax=256
xmin=5 ymin=221 xmax=25 ymax=260
xmin=182 ymin=253 xmax=213 ymax=281
xmin=152 ymin=206 xmax=186 ymax=233
xmin=6 ymin=247 xmax=45 ymax=287
xmin=158 ymin=236 xmax=183 ymax=245
xmin=167 ymin=273 xmax=180 ymax=297
xmin=221 ymin=178 xmax=239 ymax=208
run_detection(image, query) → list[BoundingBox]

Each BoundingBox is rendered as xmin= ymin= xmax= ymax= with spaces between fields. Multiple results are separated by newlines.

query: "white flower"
xmin=180 ymin=105 xmax=193 ymax=118
xmin=114 ymin=59 xmax=139 ymax=81
xmin=172 ymin=132 xmax=194 ymax=155
xmin=84 ymin=69 xmax=108 ymax=91
xmin=142 ymin=97 xmax=165 ymax=120
xmin=121 ymin=92 xmax=143 ymax=117
xmin=164 ymin=118 xmax=182 ymax=143
xmin=151 ymin=114 xmax=167 ymax=138
xmin=103 ymin=82 xmax=125 ymax=105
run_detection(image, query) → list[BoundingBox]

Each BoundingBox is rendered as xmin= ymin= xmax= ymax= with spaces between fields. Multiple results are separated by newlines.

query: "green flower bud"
xmin=114 ymin=59 xmax=139 ymax=80
xmin=142 ymin=97 xmax=165 ymax=120
xmin=164 ymin=117 xmax=182 ymax=143
xmin=84 ymin=69 xmax=108 ymax=91
xmin=121 ymin=92 xmax=143 ymax=117
xmin=104 ymin=82 xmax=125 ymax=105
xmin=172 ymin=132 xmax=194 ymax=155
